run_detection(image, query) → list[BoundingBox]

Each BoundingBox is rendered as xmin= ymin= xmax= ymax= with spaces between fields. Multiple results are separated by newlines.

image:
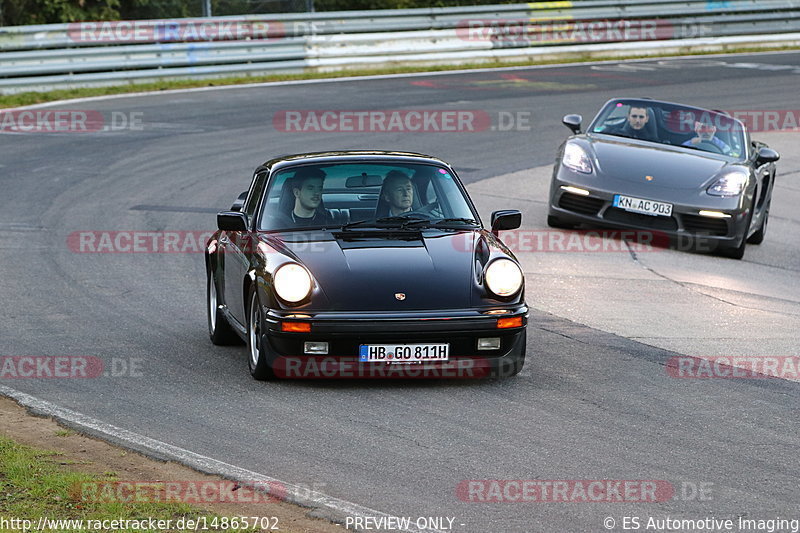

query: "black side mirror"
xmin=756 ymin=147 xmax=780 ymax=166
xmin=490 ymin=210 xmax=522 ymax=235
xmin=217 ymin=211 xmax=248 ymax=231
xmin=230 ymin=190 xmax=249 ymax=212
xmin=562 ymin=114 xmax=582 ymax=134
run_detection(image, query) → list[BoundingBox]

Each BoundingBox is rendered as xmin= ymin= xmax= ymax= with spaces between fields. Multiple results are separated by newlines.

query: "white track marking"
xmin=0 ymin=385 xmax=443 ymax=533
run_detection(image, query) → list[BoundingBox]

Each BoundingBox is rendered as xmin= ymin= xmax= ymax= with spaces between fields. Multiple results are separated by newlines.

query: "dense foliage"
xmin=0 ymin=0 xmax=514 ymax=25
xmin=316 ymin=0 xmax=511 ymax=10
xmin=2 ymin=0 xmax=120 ymax=25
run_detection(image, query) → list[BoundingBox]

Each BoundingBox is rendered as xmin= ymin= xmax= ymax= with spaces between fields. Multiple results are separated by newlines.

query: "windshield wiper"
xmin=340 ymin=215 xmax=429 ymax=231
xmin=400 ymin=217 xmax=480 ymax=229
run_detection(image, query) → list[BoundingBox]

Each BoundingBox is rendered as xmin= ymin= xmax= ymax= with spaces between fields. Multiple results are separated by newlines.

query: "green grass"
xmin=0 ymin=436 xmax=259 ymax=532
xmin=1 ymin=43 xmax=798 ymax=109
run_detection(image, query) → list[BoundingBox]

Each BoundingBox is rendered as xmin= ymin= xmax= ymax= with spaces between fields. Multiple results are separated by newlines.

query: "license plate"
xmin=613 ymin=194 xmax=673 ymax=217
xmin=359 ymin=344 xmax=449 ymax=363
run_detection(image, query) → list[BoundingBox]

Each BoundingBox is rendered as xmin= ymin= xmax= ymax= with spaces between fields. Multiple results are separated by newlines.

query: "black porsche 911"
xmin=548 ymin=97 xmax=780 ymax=259
xmin=205 ymin=151 xmax=528 ymax=380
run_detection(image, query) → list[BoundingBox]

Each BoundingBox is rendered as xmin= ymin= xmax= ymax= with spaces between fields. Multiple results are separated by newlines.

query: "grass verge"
xmin=0 ymin=435 xmax=259 ymax=532
xmin=1 ymin=44 xmax=799 ymax=109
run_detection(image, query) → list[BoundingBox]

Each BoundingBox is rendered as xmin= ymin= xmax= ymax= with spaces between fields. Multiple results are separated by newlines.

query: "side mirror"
xmin=490 ymin=210 xmax=522 ymax=235
xmin=230 ymin=190 xmax=249 ymax=212
xmin=756 ymin=147 xmax=780 ymax=166
xmin=562 ymin=114 xmax=582 ymax=134
xmin=217 ymin=211 xmax=248 ymax=232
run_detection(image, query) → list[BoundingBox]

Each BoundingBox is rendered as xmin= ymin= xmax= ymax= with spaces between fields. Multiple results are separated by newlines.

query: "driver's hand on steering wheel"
xmin=420 ymin=202 xmax=443 ymax=218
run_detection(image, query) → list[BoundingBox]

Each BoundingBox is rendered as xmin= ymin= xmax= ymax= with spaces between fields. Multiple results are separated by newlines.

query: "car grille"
xmin=558 ymin=192 xmax=605 ymax=216
xmin=681 ymin=214 xmax=729 ymax=236
xmin=604 ymin=208 xmax=679 ymax=231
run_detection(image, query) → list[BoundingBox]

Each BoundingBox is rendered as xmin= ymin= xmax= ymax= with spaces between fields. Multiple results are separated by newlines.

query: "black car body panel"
xmin=206 ymin=151 xmax=528 ymax=379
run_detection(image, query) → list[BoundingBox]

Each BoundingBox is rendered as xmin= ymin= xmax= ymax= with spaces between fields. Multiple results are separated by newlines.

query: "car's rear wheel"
xmin=547 ymin=214 xmax=575 ymax=230
xmin=248 ymin=290 xmax=276 ymax=381
xmin=207 ymin=272 xmax=241 ymax=345
xmin=747 ymin=199 xmax=770 ymax=245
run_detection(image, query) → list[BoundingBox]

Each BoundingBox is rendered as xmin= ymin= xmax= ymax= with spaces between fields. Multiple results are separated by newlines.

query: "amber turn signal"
xmin=496 ymin=316 xmax=523 ymax=329
xmin=281 ymin=321 xmax=311 ymax=333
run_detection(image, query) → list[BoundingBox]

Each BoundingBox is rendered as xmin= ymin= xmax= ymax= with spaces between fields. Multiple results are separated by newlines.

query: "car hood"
xmin=262 ymin=230 xmax=479 ymax=311
xmin=589 ymin=136 xmax=728 ymax=189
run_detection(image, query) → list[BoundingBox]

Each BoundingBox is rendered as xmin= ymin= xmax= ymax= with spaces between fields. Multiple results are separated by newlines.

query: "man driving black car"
xmin=273 ymin=167 xmax=333 ymax=227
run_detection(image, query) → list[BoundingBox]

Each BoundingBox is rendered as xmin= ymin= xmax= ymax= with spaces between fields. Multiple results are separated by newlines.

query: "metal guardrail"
xmin=1 ymin=0 xmax=799 ymax=93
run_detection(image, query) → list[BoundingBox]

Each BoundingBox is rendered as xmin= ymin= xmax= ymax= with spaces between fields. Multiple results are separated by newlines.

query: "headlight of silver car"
xmin=707 ymin=170 xmax=748 ymax=196
xmin=273 ymin=263 xmax=313 ymax=303
xmin=484 ymin=259 xmax=524 ymax=297
xmin=563 ymin=143 xmax=593 ymax=174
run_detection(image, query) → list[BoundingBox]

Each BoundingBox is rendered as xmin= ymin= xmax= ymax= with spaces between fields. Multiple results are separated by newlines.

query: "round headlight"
xmin=273 ymin=263 xmax=313 ymax=303
xmin=484 ymin=259 xmax=523 ymax=297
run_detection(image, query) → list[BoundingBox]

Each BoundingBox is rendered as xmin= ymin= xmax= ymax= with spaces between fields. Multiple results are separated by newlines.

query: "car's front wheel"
xmin=747 ymin=199 xmax=770 ymax=245
xmin=247 ymin=290 xmax=276 ymax=381
xmin=207 ymin=272 xmax=241 ymax=345
xmin=547 ymin=214 xmax=575 ymax=230
xmin=717 ymin=201 xmax=755 ymax=260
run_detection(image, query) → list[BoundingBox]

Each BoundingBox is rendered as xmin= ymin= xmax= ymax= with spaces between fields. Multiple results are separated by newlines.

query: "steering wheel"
xmin=402 ymin=210 xmax=434 ymax=219
xmin=405 ymin=202 xmax=442 ymax=218
xmin=696 ymin=140 xmax=724 ymax=154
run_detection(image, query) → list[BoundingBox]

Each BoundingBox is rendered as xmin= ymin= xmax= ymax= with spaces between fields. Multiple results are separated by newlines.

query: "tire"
xmin=747 ymin=199 xmax=770 ymax=245
xmin=717 ymin=201 xmax=755 ymax=260
xmin=207 ymin=271 xmax=241 ymax=345
xmin=247 ymin=289 xmax=276 ymax=381
xmin=717 ymin=239 xmax=746 ymax=260
xmin=547 ymin=214 xmax=575 ymax=230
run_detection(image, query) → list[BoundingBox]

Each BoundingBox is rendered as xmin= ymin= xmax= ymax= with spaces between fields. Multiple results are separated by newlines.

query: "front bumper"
xmin=260 ymin=307 xmax=528 ymax=378
xmin=548 ymin=173 xmax=749 ymax=247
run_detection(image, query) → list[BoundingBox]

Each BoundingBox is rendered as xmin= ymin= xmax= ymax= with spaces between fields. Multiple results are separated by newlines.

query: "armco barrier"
xmin=1 ymin=0 xmax=800 ymax=93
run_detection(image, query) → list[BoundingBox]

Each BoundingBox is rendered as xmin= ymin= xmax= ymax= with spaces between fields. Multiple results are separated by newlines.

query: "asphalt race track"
xmin=2 ymin=51 xmax=800 ymax=532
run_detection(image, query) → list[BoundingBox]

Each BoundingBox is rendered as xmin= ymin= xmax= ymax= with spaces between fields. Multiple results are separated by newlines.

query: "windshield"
xmin=257 ymin=162 xmax=478 ymax=231
xmin=588 ymin=99 xmax=746 ymax=159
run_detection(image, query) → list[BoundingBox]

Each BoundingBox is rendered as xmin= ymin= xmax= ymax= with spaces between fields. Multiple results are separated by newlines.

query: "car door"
xmin=222 ymin=171 xmax=267 ymax=325
xmin=750 ymin=140 xmax=773 ymax=217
